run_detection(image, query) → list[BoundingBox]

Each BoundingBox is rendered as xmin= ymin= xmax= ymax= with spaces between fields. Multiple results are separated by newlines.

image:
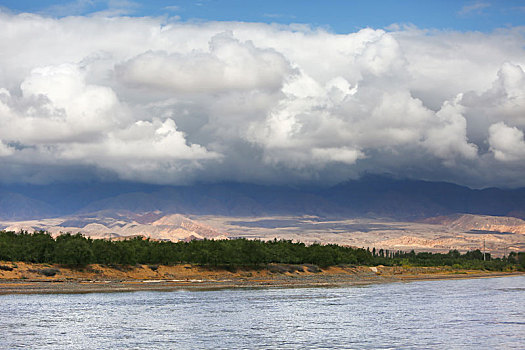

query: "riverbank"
xmin=0 ymin=261 xmax=522 ymax=294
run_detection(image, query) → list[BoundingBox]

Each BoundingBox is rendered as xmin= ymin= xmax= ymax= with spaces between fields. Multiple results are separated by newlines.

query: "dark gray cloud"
xmin=0 ymin=13 xmax=525 ymax=187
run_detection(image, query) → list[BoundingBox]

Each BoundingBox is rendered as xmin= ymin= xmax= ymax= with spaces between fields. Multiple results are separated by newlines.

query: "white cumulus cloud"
xmin=489 ymin=122 xmax=525 ymax=161
xmin=0 ymin=12 xmax=525 ymax=187
xmin=116 ymin=32 xmax=294 ymax=93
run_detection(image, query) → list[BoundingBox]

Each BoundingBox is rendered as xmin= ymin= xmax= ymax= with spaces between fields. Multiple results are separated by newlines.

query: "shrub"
xmin=304 ymin=264 xmax=321 ymax=273
xmin=268 ymin=264 xmax=289 ymax=274
xmin=39 ymin=268 xmax=60 ymax=277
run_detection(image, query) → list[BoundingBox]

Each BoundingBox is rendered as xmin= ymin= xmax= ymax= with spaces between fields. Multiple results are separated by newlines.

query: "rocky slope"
xmin=1 ymin=212 xmax=227 ymax=242
xmin=423 ymin=214 xmax=525 ymax=234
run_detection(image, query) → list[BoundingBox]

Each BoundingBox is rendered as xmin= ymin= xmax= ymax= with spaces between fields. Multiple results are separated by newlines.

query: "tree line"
xmin=0 ymin=230 xmax=523 ymax=270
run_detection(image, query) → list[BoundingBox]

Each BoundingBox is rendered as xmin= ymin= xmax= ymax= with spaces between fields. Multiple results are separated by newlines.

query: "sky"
xmin=0 ymin=0 xmax=525 ymax=188
xmin=3 ymin=0 xmax=525 ymax=32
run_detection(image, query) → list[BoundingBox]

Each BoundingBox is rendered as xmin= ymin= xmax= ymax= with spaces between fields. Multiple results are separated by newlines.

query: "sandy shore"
xmin=0 ymin=261 xmax=522 ymax=294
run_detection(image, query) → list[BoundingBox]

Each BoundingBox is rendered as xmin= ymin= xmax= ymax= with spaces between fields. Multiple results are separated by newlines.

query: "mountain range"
xmin=2 ymin=175 xmax=525 ymax=221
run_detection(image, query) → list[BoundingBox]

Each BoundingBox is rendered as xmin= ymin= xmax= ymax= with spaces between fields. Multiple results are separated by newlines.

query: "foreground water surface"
xmin=1 ymin=276 xmax=524 ymax=349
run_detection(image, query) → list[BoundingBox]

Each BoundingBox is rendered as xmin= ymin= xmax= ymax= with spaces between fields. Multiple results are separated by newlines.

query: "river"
xmin=1 ymin=276 xmax=523 ymax=349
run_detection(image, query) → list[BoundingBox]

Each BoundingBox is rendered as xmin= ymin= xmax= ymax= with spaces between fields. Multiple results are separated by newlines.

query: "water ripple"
xmin=0 ymin=276 xmax=523 ymax=349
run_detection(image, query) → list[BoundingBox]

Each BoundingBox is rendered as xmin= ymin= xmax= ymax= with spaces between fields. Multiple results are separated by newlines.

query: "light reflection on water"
xmin=1 ymin=276 xmax=524 ymax=349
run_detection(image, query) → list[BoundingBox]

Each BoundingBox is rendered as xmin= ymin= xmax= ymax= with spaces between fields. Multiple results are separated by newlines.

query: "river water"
xmin=1 ymin=276 xmax=523 ymax=349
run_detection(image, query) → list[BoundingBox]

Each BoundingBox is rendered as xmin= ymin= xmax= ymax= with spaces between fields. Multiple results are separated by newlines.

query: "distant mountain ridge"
xmin=1 ymin=175 xmax=525 ymax=220
xmin=422 ymin=214 xmax=525 ymax=234
xmin=2 ymin=211 xmax=227 ymax=242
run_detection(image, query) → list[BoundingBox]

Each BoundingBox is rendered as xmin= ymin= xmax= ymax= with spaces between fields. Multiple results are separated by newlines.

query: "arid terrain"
xmin=195 ymin=213 xmax=525 ymax=256
xmin=0 ymin=260 xmax=521 ymax=295
xmin=1 ymin=211 xmax=524 ymax=257
xmin=0 ymin=212 xmax=227 ymax=242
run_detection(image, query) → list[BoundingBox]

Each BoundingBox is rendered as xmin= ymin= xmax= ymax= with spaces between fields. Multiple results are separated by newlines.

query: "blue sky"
xmin=2 ymin=0 xmax=525 ymax=32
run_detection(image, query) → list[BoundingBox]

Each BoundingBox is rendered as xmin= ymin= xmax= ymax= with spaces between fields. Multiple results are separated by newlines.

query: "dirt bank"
xmin=0 ymin=261 xmax=522 ymax=295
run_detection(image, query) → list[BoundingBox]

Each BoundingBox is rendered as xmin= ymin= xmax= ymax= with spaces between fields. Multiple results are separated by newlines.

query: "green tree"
xmin=55 ymin=234 xmax=93 ymax=267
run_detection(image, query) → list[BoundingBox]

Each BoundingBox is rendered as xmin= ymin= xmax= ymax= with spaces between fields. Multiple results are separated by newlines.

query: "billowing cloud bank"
xmin=0 ymin=13 xmax=525 ymax=187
